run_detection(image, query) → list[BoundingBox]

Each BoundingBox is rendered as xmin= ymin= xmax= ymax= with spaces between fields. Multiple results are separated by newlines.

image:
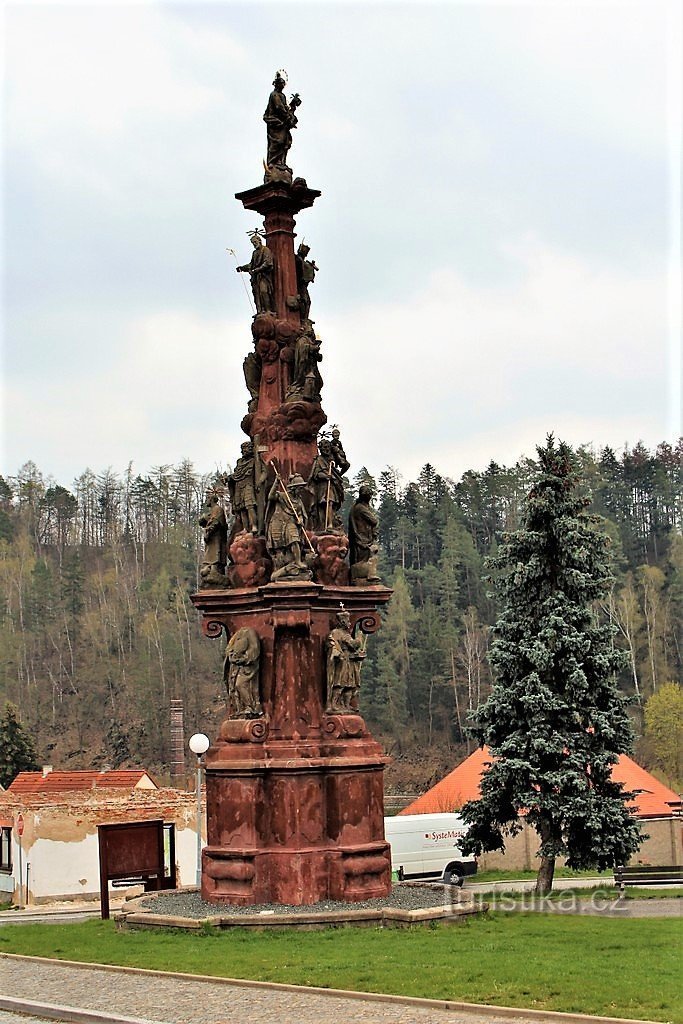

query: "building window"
xmin=0 ymin=827 xmax=11 ymax=872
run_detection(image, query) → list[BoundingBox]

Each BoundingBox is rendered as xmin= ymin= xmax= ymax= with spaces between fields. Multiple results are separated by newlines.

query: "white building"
xmin=1 ymin=770 xmax=202 ymax=904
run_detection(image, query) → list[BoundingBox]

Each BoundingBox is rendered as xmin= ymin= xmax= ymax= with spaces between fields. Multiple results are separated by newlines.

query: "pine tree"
xmin=460 ymin=437 xmax=642 ymax=894
xmin=0 ymin=702 xmax=39 ymax=788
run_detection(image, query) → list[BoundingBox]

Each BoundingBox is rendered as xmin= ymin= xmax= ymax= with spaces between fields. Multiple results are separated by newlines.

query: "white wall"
xmin=25 ymin=824 xmax=201 ymax=901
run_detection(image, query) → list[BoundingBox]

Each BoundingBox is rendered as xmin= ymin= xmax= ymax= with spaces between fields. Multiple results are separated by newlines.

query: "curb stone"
xmin=0 ymin=996 xmax=159 ymax=1024
xmin=0 ymin=953 xmax=660 ymax=1024
xmin=116 ymin=891 xmax=485 ymax=930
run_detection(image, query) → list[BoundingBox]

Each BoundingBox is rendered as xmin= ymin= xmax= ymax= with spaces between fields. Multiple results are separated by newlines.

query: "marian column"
xmin=191 ymin=72 xmax=392 ymax=906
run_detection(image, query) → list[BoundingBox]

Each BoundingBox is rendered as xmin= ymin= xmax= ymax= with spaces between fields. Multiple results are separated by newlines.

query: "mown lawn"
xmin=1 ymin=913 xmax=681 ymax=1021
xmin=472 ymin=867 xmax=612 ymax=884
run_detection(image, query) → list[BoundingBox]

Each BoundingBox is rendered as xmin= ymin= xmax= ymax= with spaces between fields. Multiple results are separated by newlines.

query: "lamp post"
xmin=188 ymin=733 xmax=210 ymax=888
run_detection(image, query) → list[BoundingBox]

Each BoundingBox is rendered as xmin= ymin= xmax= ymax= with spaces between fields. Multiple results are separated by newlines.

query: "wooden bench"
xmin=614 ymin=864 xmax=683 ymax=891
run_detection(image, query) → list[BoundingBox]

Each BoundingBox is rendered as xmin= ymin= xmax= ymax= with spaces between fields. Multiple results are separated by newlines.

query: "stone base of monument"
xmin=191 ymin=581 xmax=396 ymax=907
xmin=115 ymin=884 xmax=489 ymax=931
xmin=201 ymin=754 xmax=391 ymax=905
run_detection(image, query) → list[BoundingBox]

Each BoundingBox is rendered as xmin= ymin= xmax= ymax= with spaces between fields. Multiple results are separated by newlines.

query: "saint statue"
xmin=263 ymin=72 xmax=301 ymax=175
xmin=236 ymin=233 xmax=276 ymax=315
xmin=295 ymin=243 xmax=318 ymax=322
xmin=326 ymin=608 xmax=366 ymax=714
xmin=224 ymin=627 xmax=262 ymax=718
xmin=227 ymin=441 xmax=259 ymax=535
xmin=266 ymin=473 xmax=313 ymax=581
xmin=287 ymin=327 xmax=322 ymax=402
xmin=348 ymin=485 xmax=381 ymax=583
xmin=308 ymin=438 xmax=345 ymax=531
xmin=198 ymin=490 xmax=228 ymax=586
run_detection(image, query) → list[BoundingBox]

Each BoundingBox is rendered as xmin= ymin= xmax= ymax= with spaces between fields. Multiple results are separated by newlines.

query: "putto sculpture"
xmin=191 ymin=73 xmax=393 ymax=908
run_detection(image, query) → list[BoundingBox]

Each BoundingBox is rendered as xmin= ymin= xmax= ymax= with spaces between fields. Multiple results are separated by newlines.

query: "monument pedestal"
xmin=191 ymin=582 xmax=393 ymax=906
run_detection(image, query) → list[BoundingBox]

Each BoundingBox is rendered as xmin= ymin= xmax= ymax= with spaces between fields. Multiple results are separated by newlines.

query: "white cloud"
xmin=5 ymin=5 xmax=243 ymax=145
xmin=2 ymin=237 xmax=670 ymax=485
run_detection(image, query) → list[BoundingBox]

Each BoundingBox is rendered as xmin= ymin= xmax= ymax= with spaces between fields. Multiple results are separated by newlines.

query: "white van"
xmin=384 ymin=812 xmax=477 ymax=886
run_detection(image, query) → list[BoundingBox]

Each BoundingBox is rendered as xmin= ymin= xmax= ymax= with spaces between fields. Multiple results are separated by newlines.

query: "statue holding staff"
xmin=236 ymin=231 xmax=275 ymax=315
xmin=326 ymin=608 xmax=366 ymax=714
xmin=266 ymin=469 xmax=314 ymax=581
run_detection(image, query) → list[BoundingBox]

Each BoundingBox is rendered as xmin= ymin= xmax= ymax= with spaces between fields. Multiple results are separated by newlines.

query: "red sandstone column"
xmin=263 ymin=208 xmax=299 ymax=325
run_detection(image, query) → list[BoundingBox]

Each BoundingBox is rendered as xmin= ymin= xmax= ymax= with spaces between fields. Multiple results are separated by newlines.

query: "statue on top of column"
xmin=236 ymin=231 xmax=276 ymax=315
xmin=263 ymin=71 xmax=301 ymax=183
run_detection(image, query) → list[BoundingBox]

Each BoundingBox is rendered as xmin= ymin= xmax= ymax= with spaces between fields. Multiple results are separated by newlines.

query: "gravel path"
xmin=0 ymin=956 xmax=583 ymax=1024
xmin=500 ymin=896 xmax=683 ymax=917
xmin=141 ymin=882 xmax=456 ymax=919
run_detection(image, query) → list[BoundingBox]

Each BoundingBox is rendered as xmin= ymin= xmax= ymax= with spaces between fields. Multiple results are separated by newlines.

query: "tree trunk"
xmin=535 ymin=854 xmax=556 ymax=895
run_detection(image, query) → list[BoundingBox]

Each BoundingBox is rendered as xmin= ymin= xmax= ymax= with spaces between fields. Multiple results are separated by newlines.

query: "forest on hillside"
xmin=0 ymin=439 xmax=681 ymax=791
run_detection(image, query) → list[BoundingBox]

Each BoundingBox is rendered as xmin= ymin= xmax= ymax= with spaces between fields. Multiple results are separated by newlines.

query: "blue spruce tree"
xmin=460 ymin=437 xmax=642 ymax=894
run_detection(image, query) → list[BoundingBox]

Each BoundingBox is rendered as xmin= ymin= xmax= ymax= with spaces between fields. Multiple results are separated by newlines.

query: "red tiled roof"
xmin=612 ymin=754 xmax=681 ymax=818
xmin=8 ymin=770 xmax=157 ymax=794
xmin=400 ymin=747 xmax=680 ymax=819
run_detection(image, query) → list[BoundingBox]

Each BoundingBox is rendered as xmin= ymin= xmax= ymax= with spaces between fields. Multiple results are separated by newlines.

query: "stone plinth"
xmin=191 ymin=582 xmax=393 ymax=906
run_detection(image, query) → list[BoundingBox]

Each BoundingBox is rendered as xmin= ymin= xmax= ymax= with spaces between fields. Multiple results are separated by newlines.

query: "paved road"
xmin=0 ymin=956 xmax=599 ymax=1024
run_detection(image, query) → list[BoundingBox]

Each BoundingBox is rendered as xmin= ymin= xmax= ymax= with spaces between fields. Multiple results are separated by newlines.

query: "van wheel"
xmin=444 ymin=865 xmax=464 ymax=887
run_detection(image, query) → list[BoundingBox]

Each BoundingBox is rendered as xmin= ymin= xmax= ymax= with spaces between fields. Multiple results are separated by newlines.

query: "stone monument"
xmin=191 ymin=73 xmax=393 ymax=906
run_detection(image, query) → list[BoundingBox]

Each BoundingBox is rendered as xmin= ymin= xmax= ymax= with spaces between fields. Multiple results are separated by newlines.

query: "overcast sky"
xmin=2 ymin=0 xmax=680 ymax=490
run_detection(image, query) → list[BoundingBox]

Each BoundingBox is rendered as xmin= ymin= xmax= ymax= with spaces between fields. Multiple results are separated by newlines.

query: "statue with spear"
xmin=265 ymin=464 xmax=315 ymax=581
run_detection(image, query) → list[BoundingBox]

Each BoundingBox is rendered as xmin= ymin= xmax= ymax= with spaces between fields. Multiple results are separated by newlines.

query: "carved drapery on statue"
xmin=265 ymin=473 xmax=314 ymax=581
xmin=326 ymin=608 xmax=366 ymax=713
xmin=349 ymin=486 xmax=381 ymax=584
xmin=295 ymin=243 xmax=317 ymax=322
xmin=263 ymin=72 xmax=301 ymax=182
xmin=228 ymin=441 xmax=269 ymax=537
xmin=224 ymin=626 xmax=263 ymax=718
xmin=308 ymin=438 xmax=345 ymax=531
xmin=199 ymin=492 xmax=229 ymax=587
xmin=286 ymin=328 xmax=323 ymax=403
xmin=237 ymin=233 xmax=276 ymax=314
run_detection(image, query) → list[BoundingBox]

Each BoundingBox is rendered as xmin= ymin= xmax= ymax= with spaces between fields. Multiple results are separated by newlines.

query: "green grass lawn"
xmin=1 ymin=914 xmax=680 ymax=1021
xmin=473 ymin=867 xmax=612 ymax=884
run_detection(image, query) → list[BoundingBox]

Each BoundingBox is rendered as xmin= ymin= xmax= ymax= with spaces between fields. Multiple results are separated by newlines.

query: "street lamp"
xmin=188 ymin=732 xmax=210 ymax=888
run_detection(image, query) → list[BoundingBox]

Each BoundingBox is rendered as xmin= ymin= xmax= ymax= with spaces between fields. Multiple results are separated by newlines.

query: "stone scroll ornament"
xmin=325 ymin=607 xmax=366 ymax=714
xmin=236 ymin=231 xmax=276 ymax=315
xmin=198 ymin=490 xmax=229 ymax=587
xmin=263 ymin=70 xmax=302 ymax=184
xmin=348 ymin=485 xmax=381 ymax=584
xmin=223 ymin=627 xmax=263 ymax=719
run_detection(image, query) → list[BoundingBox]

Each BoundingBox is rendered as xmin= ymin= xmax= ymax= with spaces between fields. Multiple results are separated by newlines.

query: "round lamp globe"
xmin=189 ymin=733 xmax=210 ymax=756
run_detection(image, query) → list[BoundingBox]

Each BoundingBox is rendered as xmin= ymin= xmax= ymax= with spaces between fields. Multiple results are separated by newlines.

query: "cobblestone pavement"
xmin=1 ymin=956 xmax=583 ymax=1024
